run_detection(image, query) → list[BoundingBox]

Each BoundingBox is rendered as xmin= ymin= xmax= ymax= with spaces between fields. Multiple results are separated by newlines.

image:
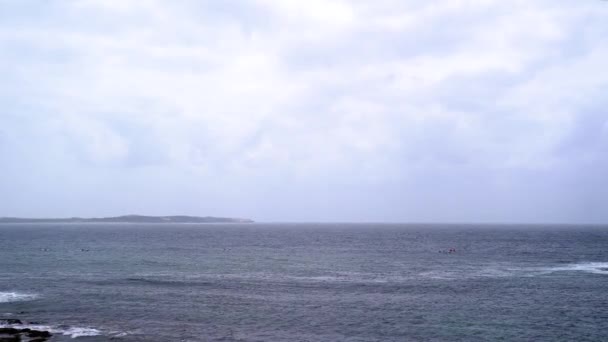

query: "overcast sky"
xmin=1 ymin=0 xmax=607 ymax=223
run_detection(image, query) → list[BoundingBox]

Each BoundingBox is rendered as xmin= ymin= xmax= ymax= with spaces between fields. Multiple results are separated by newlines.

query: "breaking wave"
xmin=418 ymin=261 xmax=608 ymax=280
xmin=543 ymin=262 xmax=608 ymax=275
xmin=0 ymin=322 xmax=102 ymax=338
xmin=0 ymin=292 xmax=38 ymax=303
xmin=121 ymin=262 xmax=608 ymax=288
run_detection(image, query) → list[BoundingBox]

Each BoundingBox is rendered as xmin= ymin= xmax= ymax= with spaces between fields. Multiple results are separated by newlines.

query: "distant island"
xmin=0 ymin=215 xmax=254 ymax=224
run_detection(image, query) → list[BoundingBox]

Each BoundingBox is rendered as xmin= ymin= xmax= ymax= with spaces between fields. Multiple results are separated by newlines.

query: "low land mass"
xmin=0 ymin=215 xmax=254 ymax=224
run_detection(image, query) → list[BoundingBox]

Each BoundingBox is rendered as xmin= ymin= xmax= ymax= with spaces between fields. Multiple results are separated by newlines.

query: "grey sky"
xmin=1 ymin=0 xmax=607 ymax=223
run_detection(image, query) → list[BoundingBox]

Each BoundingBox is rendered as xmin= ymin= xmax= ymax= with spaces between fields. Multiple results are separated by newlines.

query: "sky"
xmin=0 ymin=0 xmax=607 ymax=223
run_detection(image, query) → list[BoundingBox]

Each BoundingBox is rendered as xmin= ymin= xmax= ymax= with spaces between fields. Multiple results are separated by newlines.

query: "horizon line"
xmin=0 ymin=215 xmax=606 ymax=226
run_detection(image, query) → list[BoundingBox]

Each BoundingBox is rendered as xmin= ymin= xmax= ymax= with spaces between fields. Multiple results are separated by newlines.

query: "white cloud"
xmin=1 ymin=0 xmax=607 ymax=221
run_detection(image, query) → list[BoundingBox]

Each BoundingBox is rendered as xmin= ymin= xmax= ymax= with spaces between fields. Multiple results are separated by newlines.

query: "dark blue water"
xmin=1 ymin=223 xmax=607 ymax=341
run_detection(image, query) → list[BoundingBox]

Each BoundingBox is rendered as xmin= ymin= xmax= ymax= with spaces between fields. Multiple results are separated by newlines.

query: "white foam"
xmin=0 ymin=292 xmax=38 ymax=303
xmin=544 ymin=262 xmax=608 ymax=275
xmin=60 ymin=327 xmax=102 ymax=338
xmin=0 ymin=323 xmax=102 ymax=338
xmin=418 ymin=262 xmax=608 ymax=280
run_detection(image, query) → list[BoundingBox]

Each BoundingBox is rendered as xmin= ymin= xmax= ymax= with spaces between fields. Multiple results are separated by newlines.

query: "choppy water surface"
xmin=1 ymin=223 xmax=607 ymax=341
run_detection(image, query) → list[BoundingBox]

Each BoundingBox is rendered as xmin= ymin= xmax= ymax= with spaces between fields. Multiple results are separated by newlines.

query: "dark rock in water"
xmin=0 ymin=328 xmax=20 ymax=334
xmin=0 ymin=319 xmax=22 ymax=325
xmin=26 ymin=330 xmax=51 ymax=339
xmin=0 ymin=325 xmax=52 ymax=342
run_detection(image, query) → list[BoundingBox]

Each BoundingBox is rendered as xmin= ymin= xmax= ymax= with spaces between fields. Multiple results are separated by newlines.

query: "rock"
xmin=0 ymin=319 xmax=22 ymax=325
xmin=0 ymin=327 xmax=51 ymax=342
xmin=26 ymin=330 xmax=51 ymax=339
xmin=0 ymin=328 xmax=20 ymax=335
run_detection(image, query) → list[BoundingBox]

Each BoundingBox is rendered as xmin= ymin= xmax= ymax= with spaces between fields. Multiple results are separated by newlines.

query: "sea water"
xmin=1 ymin=223 xmax=607 ymax=341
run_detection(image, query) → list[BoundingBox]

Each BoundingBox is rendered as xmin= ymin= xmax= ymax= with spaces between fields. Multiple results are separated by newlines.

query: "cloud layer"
xmin=1 ymin=0 xmax=607 ymax=222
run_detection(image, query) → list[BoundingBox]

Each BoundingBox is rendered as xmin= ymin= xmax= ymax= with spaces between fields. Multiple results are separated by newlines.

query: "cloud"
xmin=0 ymin=0 xmax=607 ymax=222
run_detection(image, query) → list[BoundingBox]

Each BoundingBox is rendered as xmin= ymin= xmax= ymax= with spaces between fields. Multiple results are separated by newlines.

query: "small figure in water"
xmin=439 ymin=248 xmax=457 ymax=254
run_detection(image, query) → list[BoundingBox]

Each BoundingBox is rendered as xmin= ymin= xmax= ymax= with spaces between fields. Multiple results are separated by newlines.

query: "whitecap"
xmin=60 ymin=327 xmax=102 ymax=338
xmin=544 ymin=262 xmax=608 ymax=275
xmin=0 ymin=322 xmax=102 ymax=338
xmin=0 ymin=291 xmax=38 ymax=303
xmin=418 ymin=264 xmax=546 ymax=280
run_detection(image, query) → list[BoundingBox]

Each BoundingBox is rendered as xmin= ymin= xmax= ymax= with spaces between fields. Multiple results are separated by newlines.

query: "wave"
xmin=543 ymin=261 xmax=608 ymax=275
xmin=115 ymin=262 xmax=608 ymax=288
xmin=0 ymin=322 xmax=102 ymax=338
xmin=419 ymin=261 xmax=608 ymax=280
xmin=0 ymin=292 xmax=38 ymax=303
xmin=55 ymin=326 xmax=101 ymax=338
xmin=127 ymin=272 xmax=399 ymax=286
xmin=124 ymin=277 xmax=213 ymax=287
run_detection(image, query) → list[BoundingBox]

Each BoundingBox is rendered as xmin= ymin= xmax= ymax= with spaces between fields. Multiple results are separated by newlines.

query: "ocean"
xmin=1 ymin=223 xmax=607 ymax=341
